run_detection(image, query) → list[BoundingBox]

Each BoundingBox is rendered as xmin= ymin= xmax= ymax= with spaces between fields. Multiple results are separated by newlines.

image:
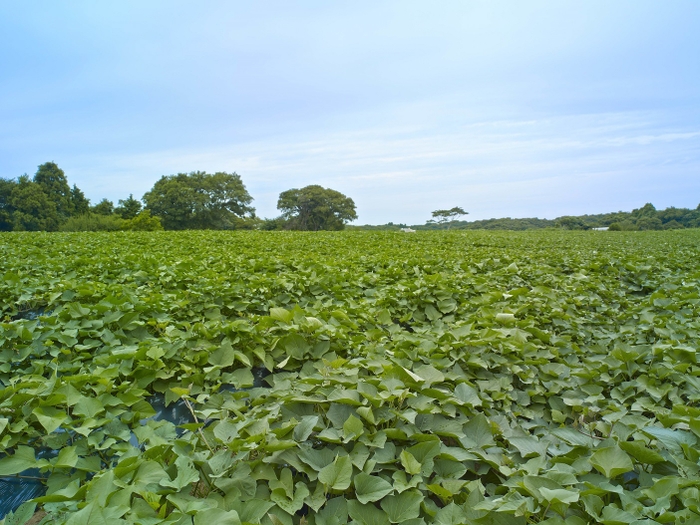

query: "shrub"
xmin=60 ymin=214 xmax=126 ymax=231
xmin=123 ymin=210 xmax=163 ymax=231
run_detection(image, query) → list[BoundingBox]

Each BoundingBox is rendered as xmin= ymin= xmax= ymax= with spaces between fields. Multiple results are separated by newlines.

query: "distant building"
xmin=400 ymin=228 xmax=416 ymax=233
xmin=592 ymin=227 xmax=609 ymax=231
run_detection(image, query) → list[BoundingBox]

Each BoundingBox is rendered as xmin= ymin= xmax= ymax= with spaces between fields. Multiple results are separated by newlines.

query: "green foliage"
xmin=70 ymin=185 xmax=91 ymax=216
xmin=91 ymin=199 xmax=115 ymax=216
xmin=0 ymin=501 xmax=36 ymax=525
xmin=429 ymin=207 xmax=468 ymax=229
xmin=123 ymin=210 xmax=163 ymax=231
xmin=59 ymin=214 xmax=126 ymax=231
xmin=59 ymin=211 xmax=163 ymax=232
xmin=143 ymin=171 xmax=255 ymax=230
xmin=555 ymin=216 xmax=589 ymax=230
xmin=0 ymin=178 xmax=15 ymax=231
xmin=114 ymin=194 xmax=142 ymax=219
xmin=0 ymin=230 xmax=699 ymax=523
xmin=8 ymin=177 xmax=60 ymax=231
xmin=356 ymin=202 xmax=700 ymax=232
xmin=34 ymin=162 xmax=73 ymax=219
xmin=277 ymin=185 xmax=357 ymax=230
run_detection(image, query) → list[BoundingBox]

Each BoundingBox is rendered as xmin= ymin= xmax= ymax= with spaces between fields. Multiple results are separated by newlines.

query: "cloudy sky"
xmin=1 ymin=1 xmax=698 ymax=224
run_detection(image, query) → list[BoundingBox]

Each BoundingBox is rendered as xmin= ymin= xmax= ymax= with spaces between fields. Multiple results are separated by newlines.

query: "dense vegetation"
xmin=353 ymin=203 xmax=700 ymax=231
xmin=0 ymin=164 xmax=357 ymax=232
xmin=1 ymin=230 xmax=700 ymax=524
xmin=3 ymin=162 xmax=698 ymax=233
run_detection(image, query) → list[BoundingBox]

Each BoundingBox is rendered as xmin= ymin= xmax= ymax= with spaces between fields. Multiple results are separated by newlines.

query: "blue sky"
xmin=1 ymin=1 xmax=699 ymax=224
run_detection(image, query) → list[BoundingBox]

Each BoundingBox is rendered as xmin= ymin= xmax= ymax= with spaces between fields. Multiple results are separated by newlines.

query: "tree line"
xmin=0 ymin=162 xmax=357 ymax=232
xmin=350 ymin=202 xmax=700 ymax=231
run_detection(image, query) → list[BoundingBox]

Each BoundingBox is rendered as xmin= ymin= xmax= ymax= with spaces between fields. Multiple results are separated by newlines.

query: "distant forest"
xmin=1 ymin=162 xmax=698 ymax=232
xmin=352 ymin=202 xmax=700 ymax=231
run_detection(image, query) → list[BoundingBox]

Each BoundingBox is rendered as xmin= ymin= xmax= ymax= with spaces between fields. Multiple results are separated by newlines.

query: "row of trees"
xmin=421 ymin=202 xmax=700 ymax=231
xmin=0 ymin=163 xmax=358 ymax=232
xmin=351 ymin=202 xmax=700 ymax=232
xmin=553 ymin=203 xmax=700 ymax=230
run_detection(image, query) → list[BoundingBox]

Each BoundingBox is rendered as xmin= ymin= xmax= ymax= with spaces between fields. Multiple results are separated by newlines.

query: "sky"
xmin=1 ymin=1 xmax=699 ymax=225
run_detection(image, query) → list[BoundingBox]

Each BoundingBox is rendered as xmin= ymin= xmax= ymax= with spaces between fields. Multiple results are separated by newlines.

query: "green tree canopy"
xmin=9 ymin=176 xmax=60 ymax=231
xmin=277 ymin=185 xmax=357 ymax=231
xmin=34 ymin=162 xmax=73 ymax=219
xmin=556 ymin=216 xmax=589 ymax=230
xmin=143 ymin=171 xmax=254 ymax=230
xmin=115 ymin=194 xmax=143 ymax=219
xmin=429 ymin=206 xmax=468 ymax=229
xmin=0 ymin=178 xmax=16 ymax=231
xmin=91 ymin=199 xmax=115 ymax=215
xmin=70 ymin=184 xmax=91 ymax=215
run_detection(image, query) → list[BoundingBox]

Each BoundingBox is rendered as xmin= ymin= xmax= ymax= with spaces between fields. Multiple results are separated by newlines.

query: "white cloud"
xmin=60 ymin=108 xmax=700 ymax=224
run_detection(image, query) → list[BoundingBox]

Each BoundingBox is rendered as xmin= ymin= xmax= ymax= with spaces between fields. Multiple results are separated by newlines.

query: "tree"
xmin=115 ymin=194 xmax=143 ymax=219
xmin=636 ymin=216 xmax=663 ymax=230
xmin=9 ymin=176 xmax=60 ymax=231
xmin=277 ymin=185 xmax=357 ymax=231
xmin=34 ymin=162 xmax=73 ymax=219
xmin=556 ymin=216 xmax=589 ymax=230
xmin=92 ymin=199 xmax=115 ymax=215
xmin=70 ymin=184 xmax=91 ymax=215
xmin=429 ymin=206 xmax=468 ymax=229
xmin=143 ymin=171 xmax=254 ymax=230
xmin=0 ymin=178 xmax=16 ymax=231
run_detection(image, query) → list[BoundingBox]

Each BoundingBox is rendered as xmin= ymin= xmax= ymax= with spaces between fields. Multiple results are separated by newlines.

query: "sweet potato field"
xmin=1 ymin=230 xmax=700 ymax=524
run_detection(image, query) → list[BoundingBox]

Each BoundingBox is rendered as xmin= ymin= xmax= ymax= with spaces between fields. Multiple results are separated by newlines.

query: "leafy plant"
xmin=0 ymin=230 xmax=699 ymax=523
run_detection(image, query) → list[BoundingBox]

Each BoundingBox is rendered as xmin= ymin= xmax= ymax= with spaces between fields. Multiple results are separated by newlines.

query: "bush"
xmin=60 ymin=214 xmax=126 ymax=231
xmin=123 ymin=210 xmax=163 ymax=231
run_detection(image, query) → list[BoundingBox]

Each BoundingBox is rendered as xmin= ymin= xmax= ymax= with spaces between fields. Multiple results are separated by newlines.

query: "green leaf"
xmin=315 ymin=497 xmax=348 ymax=525
xmin=399 ymin=450 xmax=422 ymax=475
xmin=354 ymin=472 xmax=394 ymax=504
xmin=618 ymin=440 xmax=665 ymax=465
xmin=406 ymin=440 xmax=440 ymax=472
xmin=495 ymin=313 xmax=516 ymax=325
xmin=0 ymin=446 xmax=38 ymax=475
xmin=347 ymin=499 xmax=390 ymax=525
xmin=434 ymin=502 xmax=468 ymax=525
xmin=271 ymin=481 xmax=310 ymax=515
xmin=343 ymin=414 xmax=364 ymax=441
xmin=208 ymin=342 xmax=236 ymax=367
xmin=376 ymin=309 xmax=393 ymax=325
xmin=32 ymin=406 xmax=67 ymax=433
xmin=73 ymin=396 xmax=104 ymax=418
xmin=54 ymin=446 xmax=79 ymax=469
xmin=293 ymin=415 xmax=318 ymax=442
xmin=380 ymin=489 xmax=423 ymax=523
xmin=599 ymin=505 xmax=637 ymax=524
xmin=281 ymin=334 xmax=311 ymax=359
xmin=161 ymin=456 xmax=200 ymax=490
xmin=65 ymin=501 xmax=110 ymax=525
xmin=318 ymin=455 xmax=353 ymax=491
xmin=539 ymin=487 xmax=580 ymax=504
xmin=454 ymin=383 xmax=481 ymax=407
xmin=461 ymin=413 xmax=494 ymax=448
xmin=2 ymin=501 xmax=36 ymax=525
xmin=194 ymin=508 xmax=241 ymax=525
xmin=589 ymin=446 xmax=634 ymax=479
xmin=86 ymin=471 xmax=116 ymax=507
xmin=234 ymin=499 xmax=275 ymax=524
xmin=270 ymin=307 xmax=293 ymax=323
xmin=425 ymin=305 xmax=441 ymax=321
xmin=642 ymin=426 xmax=696 ymax=453
xmin=305 ymin=482 xmax=327 ymax=512
xmin=392 ymin=471 xmax=421 ymax=493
